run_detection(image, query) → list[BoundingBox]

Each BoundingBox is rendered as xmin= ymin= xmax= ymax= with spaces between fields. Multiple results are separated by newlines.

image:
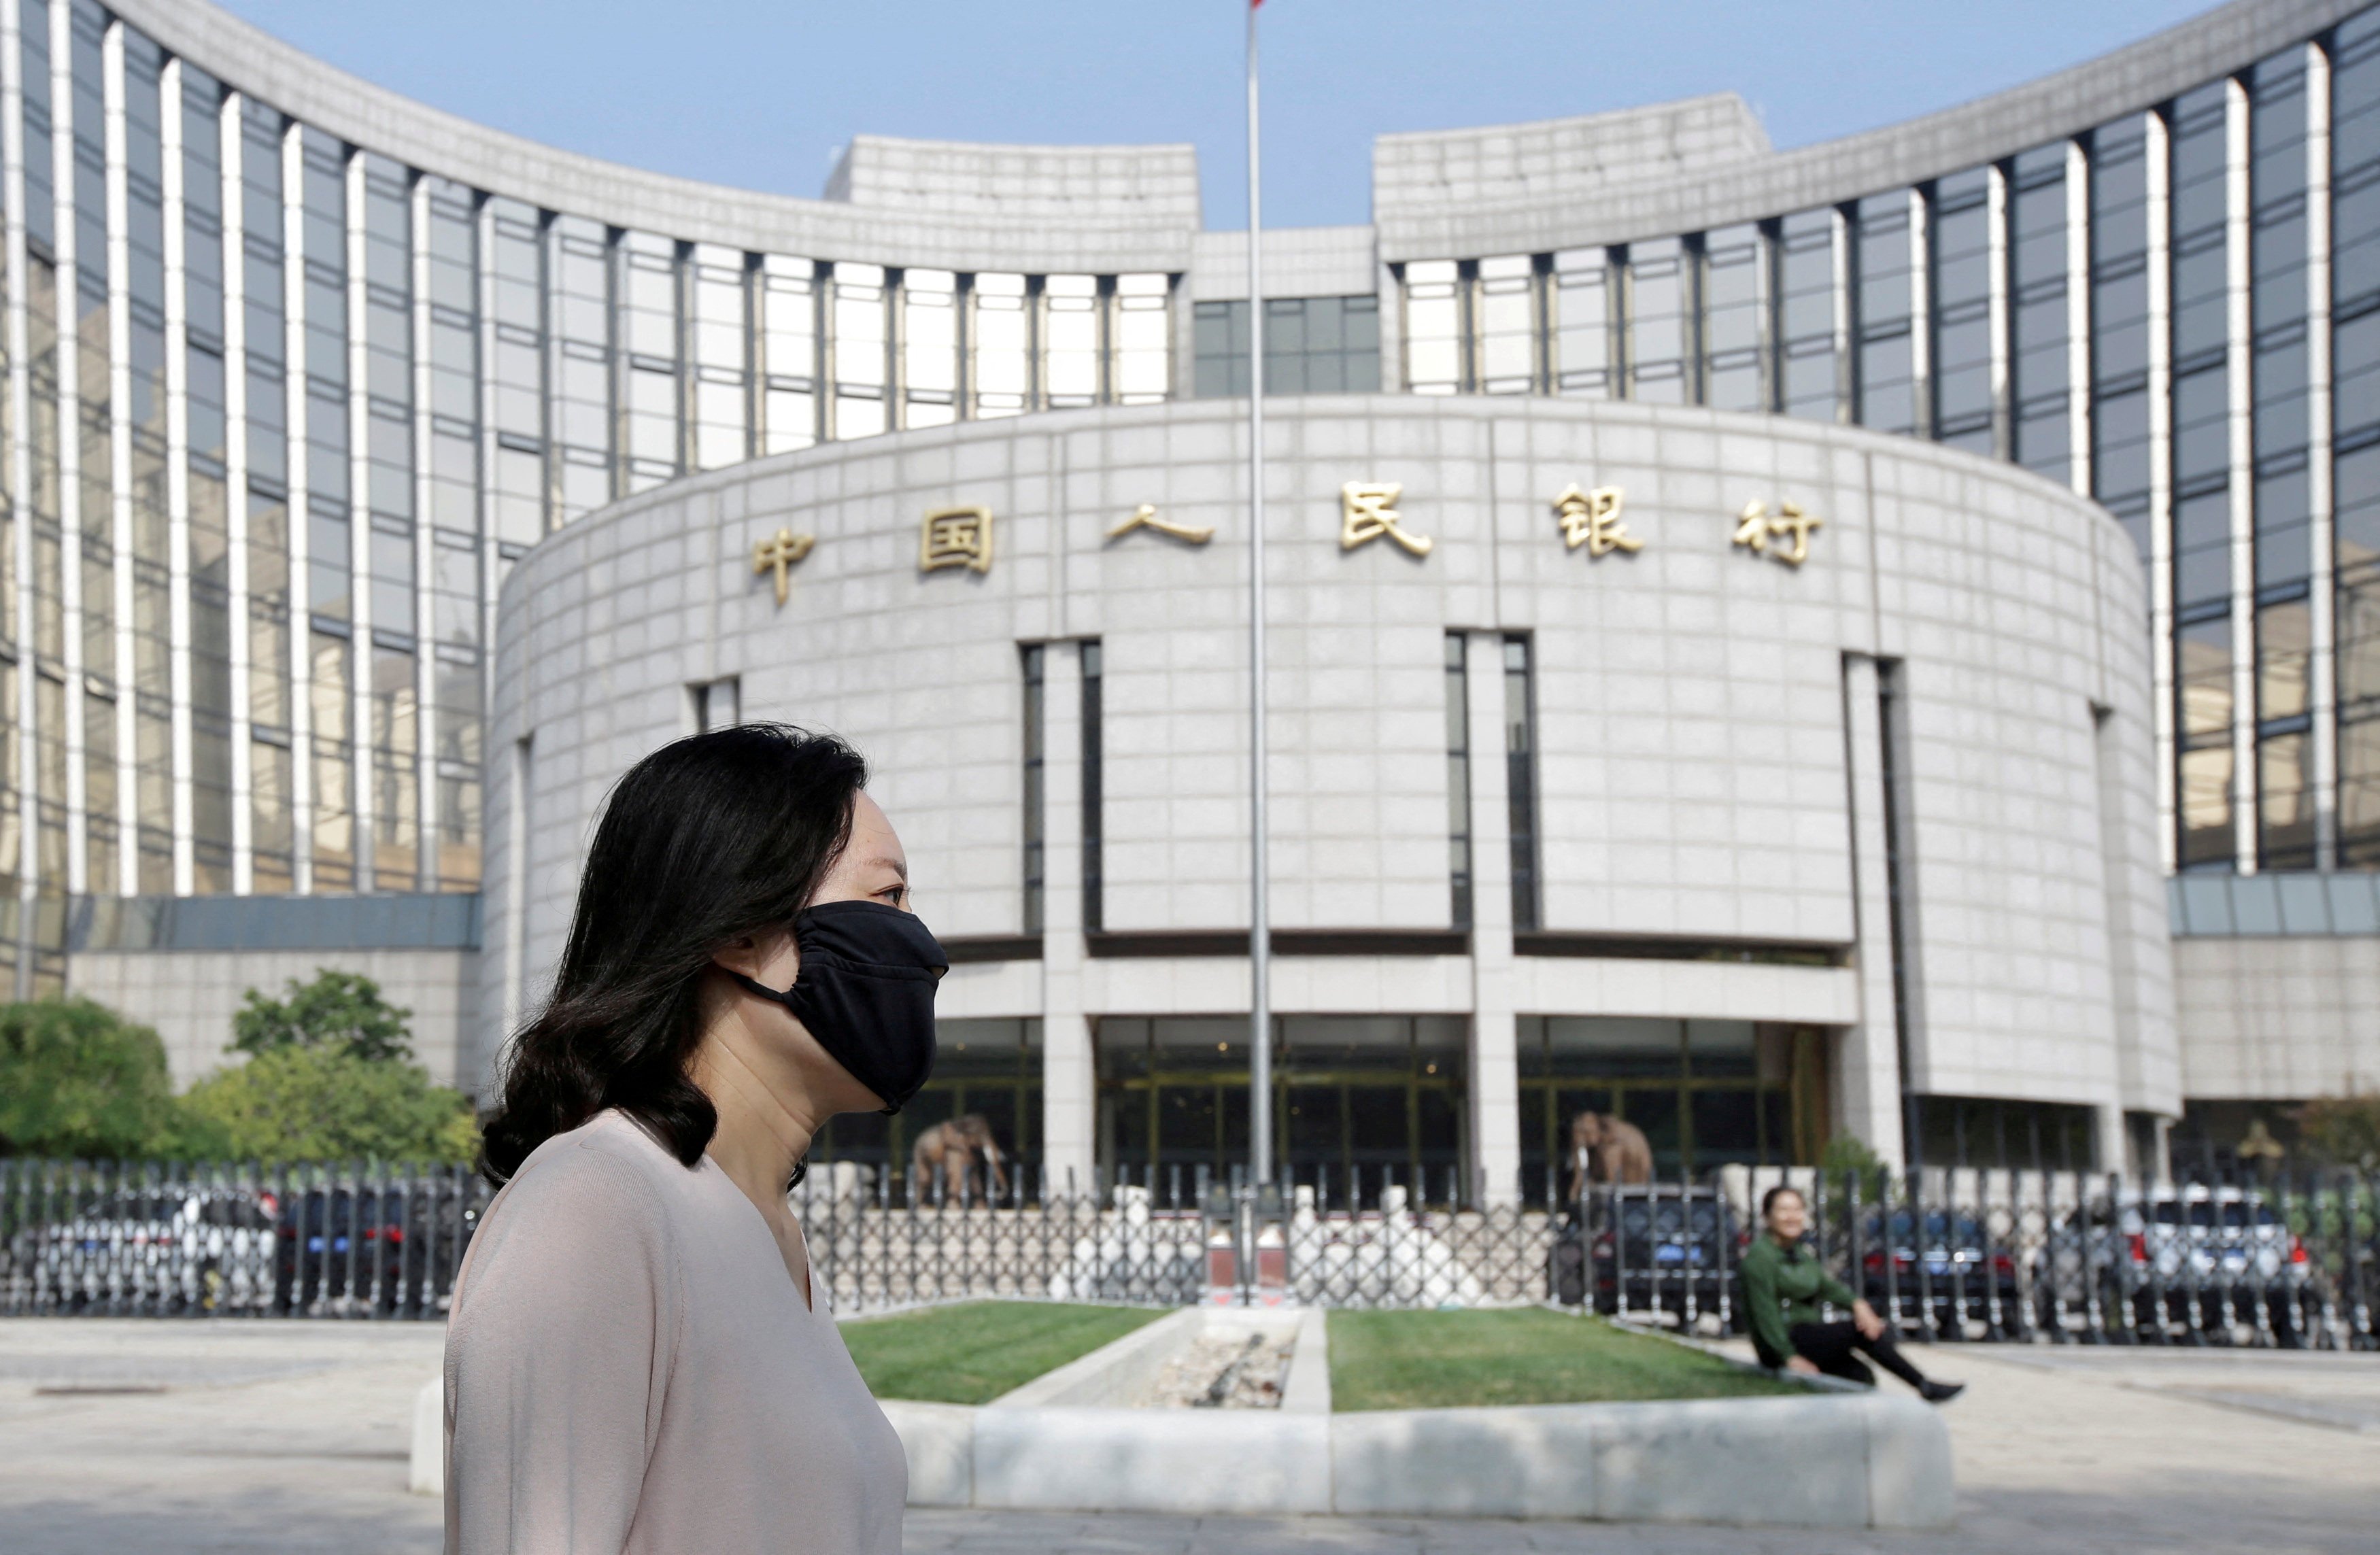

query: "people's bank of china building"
xmin=23 ymin=0 xmax=2380 ymax=1194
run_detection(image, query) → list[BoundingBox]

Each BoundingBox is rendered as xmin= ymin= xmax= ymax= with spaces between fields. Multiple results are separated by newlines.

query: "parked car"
xmin=8 ymin=1187 xmax=279 ymax=1314
xmin=1549 ymin=1185 xmax=1738 ymax=1325
xmin=2039 ymin=1185 xmax=2314 ymax=1344
xmin=1855 ymin=1208 xmax=2022 ymax=1337
xmin=275 ymin=1185 xmax=478 ymax=1316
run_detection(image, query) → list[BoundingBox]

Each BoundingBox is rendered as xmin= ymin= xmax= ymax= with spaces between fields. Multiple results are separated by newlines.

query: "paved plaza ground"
xmin=1 ymin=1318 xmax=2375 ymax=1554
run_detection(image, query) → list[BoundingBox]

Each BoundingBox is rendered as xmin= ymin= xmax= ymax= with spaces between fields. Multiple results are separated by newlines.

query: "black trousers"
xmin=1787 ymin=1320 xmax=1930 ymax=1390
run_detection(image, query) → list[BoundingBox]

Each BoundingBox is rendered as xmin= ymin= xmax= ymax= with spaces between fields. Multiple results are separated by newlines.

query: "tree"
xmin=2294 ymin=1093 xmax=2380 ymax=1172
xmin=179 ymin=1043 xmax=479 ymax=1165
xmin=0 ymin=997 xmax=222 ymax=1158
xmin=233 ymin=969 xmax=414 ymax=1063
xmin=1818 ymin=1132 xmax=1892 ymax=1202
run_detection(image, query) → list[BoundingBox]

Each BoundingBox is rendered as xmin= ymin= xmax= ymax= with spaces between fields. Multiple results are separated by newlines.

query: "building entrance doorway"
xmin=1095 ymin=1014 xmax=1467 ymax=1201
xmin=808 ymin=1017 xmax=1042 ymax=1195
xmin=1517 ymin=1016 xmax=1826 ymax=1204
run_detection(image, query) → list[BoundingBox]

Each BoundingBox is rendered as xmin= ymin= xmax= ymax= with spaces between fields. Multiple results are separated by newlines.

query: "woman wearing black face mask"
xmin=446 ymin=724 xmax=943 ymax=1555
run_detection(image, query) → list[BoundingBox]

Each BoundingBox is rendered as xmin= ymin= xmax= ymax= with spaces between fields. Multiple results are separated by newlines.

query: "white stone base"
xmin=881 ymin=1392 xmax=1954 ymax=1528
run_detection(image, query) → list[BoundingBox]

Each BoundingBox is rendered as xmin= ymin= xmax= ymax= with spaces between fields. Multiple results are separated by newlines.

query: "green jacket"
xmin=1737 ymin=1234 xmax=1856 ymax=1367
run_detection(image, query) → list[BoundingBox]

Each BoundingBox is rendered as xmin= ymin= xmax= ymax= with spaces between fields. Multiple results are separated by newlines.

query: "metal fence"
xmin=5 ymin=1155 xmax=2375 ymax=1348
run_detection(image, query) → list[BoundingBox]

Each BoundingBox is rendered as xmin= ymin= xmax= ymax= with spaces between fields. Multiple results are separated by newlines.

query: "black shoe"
xmin=1919 ymin=1380 xmax=1965 ymax=1405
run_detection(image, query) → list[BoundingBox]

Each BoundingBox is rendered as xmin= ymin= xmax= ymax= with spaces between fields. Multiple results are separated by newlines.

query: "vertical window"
xmin=486 ymin=197 xmax=546 ymax=547
xmin=2337 ymin=8 xmax=2380 ymax=865
xmin=547 ymin=216 xmax=609 ymax=524
xmin=830 ymin=260 xmax=886 ymax=439
xmin=1444 ymin=634 xmax=1470 ymax=931
xmin=370 ymin=640 xmax=418 ymax=891
xmin=1402 ymin=260 xmax=1462 ymax=394
xmin=1701 ymin=224 xmax=1766 ymax=411
xmin=310 ymin=627 xmax=353 ymax=889
xmin=1504 ymin=636 xmax=1540 ymax=932
xmin=1776 ymin=209 xmax=1839 ymax=420
xmin=1552 ymin=247 xmax=1612 ymax=398
xmin=1043 ymin=274 xmax=1100 ymax=407
xmin=621 ymin=231 xmax=680 ymax=488
xmin=2009 ymin=143 xmax=2073 ymax=482
xmin=759 ymin=255 xmax=817 ymax=453
xmin=126 ymin=35 xmax=173 ymax=891
xmin=1081 ymin=640 xmax=1103 ymax=933
xmin=2257 ymin=596 xmax=2314 ymax=868
xmin=1929 ymin=169 xmax=1994 ymax=454
xmin=1193 ymin=298 xmax=1247 ymax=397
xmin=1112 ymin=273 xmax=1172 ymax=404
xmin=1474 ymin=254 xmax=1535 ymax=394
xmin=184 ymin=65 xmax=233 ymax=891
xmin=900 ymin=268 xmax=957 ymax=429
xmin=970 ymin=272 xmax=1029 ymax=418
xmin=2090 ymin=112 xmax=2156 ymax=564
xmin=1854 ymin=190 xmax=1918 ymax=434
xmin=2176 ymin=609 xmax=2234 ymax=870
xmin=71 ymin=0 xmax=115 ymax=890
xmin=1624 ymin=238 xmax=1690 ymax=404
xmin=689 ymin=675 xmax=740 ymax=732
xmin=690 ymin=243 xmax=748 ymax=468
xmin=2251 ymin=46 xmax=2315 ymax=871
xmin=1021 ymin=645 xmax=1045 ymax=935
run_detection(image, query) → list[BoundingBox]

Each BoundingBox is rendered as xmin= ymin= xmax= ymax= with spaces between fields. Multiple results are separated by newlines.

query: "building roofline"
xmin=1373 ymin=0 xmax=2365 ymax=259
xmin=107 ymin=0 xmax=1198 ymax=274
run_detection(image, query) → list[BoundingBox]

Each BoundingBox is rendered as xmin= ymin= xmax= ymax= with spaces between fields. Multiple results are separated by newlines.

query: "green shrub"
xmin=2294 ymin=1093 xmax=2380 ymax=1171
xmin=0 ymin=997 xmax=196 ymax=1158
xmin=233 ymin=969 xmax=415 ymax=1063
xmin=179 ymin=1042 xmax=478 ymax=1165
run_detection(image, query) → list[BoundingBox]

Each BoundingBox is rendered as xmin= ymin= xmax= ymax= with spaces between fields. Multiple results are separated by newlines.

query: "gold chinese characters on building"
xmin=751 ymin=527 xmax=815 ymax=606
xmin=1731 ymin=499 xmax=1822 ymax=567
xmin=920 ymin=505 xmax=994 ymax=574
xmin=1340 ymin=481 xmax=1431 ymax=556
xmin=1550 ymin=483 xmax=1641 ymax=556
xmin=1106 ymin=503 xmax=1213 ymax=545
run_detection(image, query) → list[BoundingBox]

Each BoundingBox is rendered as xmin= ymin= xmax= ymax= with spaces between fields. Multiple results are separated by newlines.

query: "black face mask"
xmin=726 ymin=900 xmax=947 ymax=1114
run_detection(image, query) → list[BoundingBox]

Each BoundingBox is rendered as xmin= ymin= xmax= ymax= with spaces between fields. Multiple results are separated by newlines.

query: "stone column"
xmin=1038 ymin=641 xmax=1095 ymax=1194
xmin=1465 ymin=631 xmax=1521 ymax=1206
xmin=1838 ymin=654 xmax=1908 ymax=1167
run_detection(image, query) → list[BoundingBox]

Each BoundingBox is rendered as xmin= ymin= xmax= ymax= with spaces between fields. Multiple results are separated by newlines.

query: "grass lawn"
xmin=840 ymin=1299 xmax=1167 ymax=1405
xmin=1329 ymin=1308 xmax=1799 ymax=1412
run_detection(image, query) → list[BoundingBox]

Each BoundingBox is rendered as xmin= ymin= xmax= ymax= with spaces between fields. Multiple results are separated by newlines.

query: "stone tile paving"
xmin=3 ymin=1320 xmax=2377 ymax=1554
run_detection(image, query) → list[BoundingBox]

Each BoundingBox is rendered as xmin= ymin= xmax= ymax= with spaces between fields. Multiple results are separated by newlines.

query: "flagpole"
xmin=1244 ymin=0 xmax=1272 ymax=1187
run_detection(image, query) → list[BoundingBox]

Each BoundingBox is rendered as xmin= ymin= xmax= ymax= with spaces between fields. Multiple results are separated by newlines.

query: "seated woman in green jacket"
xmin=1739 ymin=1185 xmax=1964 ymax=1403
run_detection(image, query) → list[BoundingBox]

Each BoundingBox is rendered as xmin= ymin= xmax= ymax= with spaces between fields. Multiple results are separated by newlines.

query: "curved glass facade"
xmin=0 ymin=0 xmax=1181 ymax=992
xmin=1391 ymin=7 xmax=2380 ymax=889
xmin=0 ymin=0 xmax=2369 ymax=1005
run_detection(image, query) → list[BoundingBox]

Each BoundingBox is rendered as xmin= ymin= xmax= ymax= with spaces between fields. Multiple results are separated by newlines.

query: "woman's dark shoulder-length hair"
xmin=479 ymin=722 xmax=868 ymax=1184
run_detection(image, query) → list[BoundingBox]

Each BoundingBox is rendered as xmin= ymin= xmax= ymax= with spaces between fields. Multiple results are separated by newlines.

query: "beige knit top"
xmin=443 ymin=1110 xmax=906 ymax=1554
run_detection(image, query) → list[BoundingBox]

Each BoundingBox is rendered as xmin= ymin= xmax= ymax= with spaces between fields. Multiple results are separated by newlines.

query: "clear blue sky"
xmin=218 ymin=1 xmax=2220 ymax=230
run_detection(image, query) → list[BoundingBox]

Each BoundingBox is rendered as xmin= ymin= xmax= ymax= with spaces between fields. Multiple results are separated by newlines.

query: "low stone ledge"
xmin=877 ymin=1390 xmax=1954 ymax=1528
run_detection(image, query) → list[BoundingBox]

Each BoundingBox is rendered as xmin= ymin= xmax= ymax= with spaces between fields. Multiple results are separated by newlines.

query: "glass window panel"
xmin=1404 ymin=259 xmax=1462 ymax=394
xmin=1702 ymin=224 xmax=1765 ymax=411
xmin=1114 ymin=271 xmax=1171 ymax=404
xmin=1476 ymin=253 xmax=1535 ymax=394
xmin=1044 ymin=273 xmax=1100 ymax=407
xmin=1625 ymin=239 xmax=1687 ymax=405
xmin=2258 ymin=598 xmax=2310 ymax=721
xmin=901 ymin=267 xmax=957 ymax=398
xmin=1552 ymin=248 xmax=1611 ymax=398
xmin=832 ymin=261 xmax=886 ymax=398
xmin=1778 ymin=209 xmax=1838 ymax=420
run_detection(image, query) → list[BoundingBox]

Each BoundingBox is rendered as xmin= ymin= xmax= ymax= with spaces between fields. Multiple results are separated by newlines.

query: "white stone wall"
xmin=481 ymin=395 xmax=2175 ymax=1168
xmin=2175 ymin=936 xmax=2380 ymax=1098
xmin=67 ymin=949 xmax=477 ymax=1093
